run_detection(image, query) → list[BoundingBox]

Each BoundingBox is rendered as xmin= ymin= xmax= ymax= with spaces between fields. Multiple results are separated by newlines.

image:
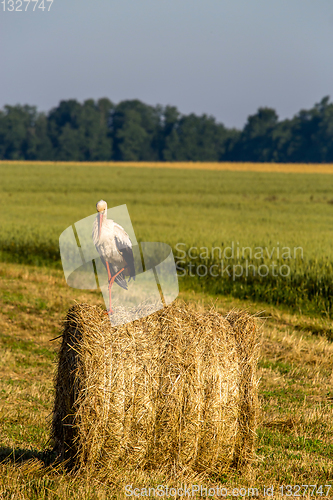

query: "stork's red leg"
xmin=104 ymin=264 xmax=125 ymax=315
xmin=105 ymin=262 xmax=113 ymax=314
xmin=105 ymin=261 xmax=112 ymax=282
xmin=109 ymin=267 xmax=125 ymax=283
xmin=108 ymin=281 xmax=114 ymax=315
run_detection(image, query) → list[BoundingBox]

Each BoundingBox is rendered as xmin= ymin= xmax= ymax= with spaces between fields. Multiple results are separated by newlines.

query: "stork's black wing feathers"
xmin=114 ymin=225 xmax=136 ymax=281
xmin=114 ymin=270 xmax=128 ymax=289
xmin=116 ymin=244 xmax=136 ymax=280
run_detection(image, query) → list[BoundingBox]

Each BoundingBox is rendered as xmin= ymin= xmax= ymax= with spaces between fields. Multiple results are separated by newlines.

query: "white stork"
xmin=92 ymin=200 xmax=136 ymax=314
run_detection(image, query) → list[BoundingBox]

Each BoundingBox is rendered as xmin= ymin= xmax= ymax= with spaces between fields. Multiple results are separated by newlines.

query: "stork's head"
xmin=96 ymin=200 xmax=107 ymax=240
xmin=96 ymin=199 xmax=107 ymax=214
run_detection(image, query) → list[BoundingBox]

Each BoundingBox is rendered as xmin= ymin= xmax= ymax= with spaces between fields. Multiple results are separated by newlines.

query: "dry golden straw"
xmin=52 ymin=302 xmax=260 ymax=476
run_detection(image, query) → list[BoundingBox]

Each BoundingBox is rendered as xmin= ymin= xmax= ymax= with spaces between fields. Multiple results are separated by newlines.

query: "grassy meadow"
xmin=1 ymin=161 xmax=333 ymax=257
xmin=1 ymin=161 xmax=333 ymax=498
xmin=1 ymin=161 xmax=333 ymax=316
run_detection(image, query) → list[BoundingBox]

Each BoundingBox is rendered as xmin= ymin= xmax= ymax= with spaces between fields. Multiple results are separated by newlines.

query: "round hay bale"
xmin=51 ymin=302 xmax=260 ymax=475
xmin=225 ymin=309 xmax=260 ymax=469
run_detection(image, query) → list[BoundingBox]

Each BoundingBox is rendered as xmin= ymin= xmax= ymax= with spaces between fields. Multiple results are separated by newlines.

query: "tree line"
xmin=0 ymin=96 xmax=333 ymax=162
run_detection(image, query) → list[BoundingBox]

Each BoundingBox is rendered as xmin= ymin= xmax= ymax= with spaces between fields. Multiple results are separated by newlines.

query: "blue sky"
xmin=1 ymin=0 xmax=333 ymax=128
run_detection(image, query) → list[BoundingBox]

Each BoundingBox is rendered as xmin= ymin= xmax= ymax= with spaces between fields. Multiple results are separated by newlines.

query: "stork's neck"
xmin=100 ymin=211 xmax=107 ymax=236
xmin=100 ymin=208 xmax=108 ymax=227
xmin=98 ymin=215 xmax=114 ymax=242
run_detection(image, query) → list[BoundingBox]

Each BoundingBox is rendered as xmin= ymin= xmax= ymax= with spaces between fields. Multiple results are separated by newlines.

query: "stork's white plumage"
xmin=92 ymin=200 xmax=135 ymax=314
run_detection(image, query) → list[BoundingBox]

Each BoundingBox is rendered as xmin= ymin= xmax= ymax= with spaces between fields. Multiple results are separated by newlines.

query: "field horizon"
xmin=2 ymin=159 xmax=333 ymax=174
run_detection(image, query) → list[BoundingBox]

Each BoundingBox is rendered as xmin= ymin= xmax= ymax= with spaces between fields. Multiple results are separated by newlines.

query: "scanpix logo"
xmin=59 ymin=202 xmax=179 ymax=326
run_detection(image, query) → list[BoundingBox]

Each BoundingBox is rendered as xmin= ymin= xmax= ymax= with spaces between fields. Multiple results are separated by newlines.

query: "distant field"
xmin=1 ymin=161 xmax=333 ymax=255
xmin=1 ymin=161 xmax=333 ymax=315
xmin=3 ymin=160 xmax=333 ymax=174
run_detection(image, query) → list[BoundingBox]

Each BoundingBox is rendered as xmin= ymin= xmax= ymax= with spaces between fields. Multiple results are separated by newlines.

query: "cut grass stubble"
xmin=0 ymin=262 xmax=333 ymax=498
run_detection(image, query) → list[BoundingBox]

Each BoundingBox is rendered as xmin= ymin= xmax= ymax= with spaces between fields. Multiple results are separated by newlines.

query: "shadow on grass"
xmin=0 ymin=446 xmax=57 ymax=467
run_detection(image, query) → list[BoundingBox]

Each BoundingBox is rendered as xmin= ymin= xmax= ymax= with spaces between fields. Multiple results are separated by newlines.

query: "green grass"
xmin=1 ymin=162 xmax=333 ymax=255
xmin=1 ymin=162 xmax=333 ymax=496
xmin=1 ymin=162 xmax=333 ymax=317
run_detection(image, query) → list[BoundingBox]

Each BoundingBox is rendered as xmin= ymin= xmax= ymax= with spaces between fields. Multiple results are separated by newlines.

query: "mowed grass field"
xmin=1 ymin=162 xmax=333 ymax=498
xmin=1 ymin=263 xmax=333 ymax=499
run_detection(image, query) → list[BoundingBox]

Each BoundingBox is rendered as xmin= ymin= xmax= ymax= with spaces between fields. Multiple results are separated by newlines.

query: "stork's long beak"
xmin=98 ymin=212 xmax=102 ymax=241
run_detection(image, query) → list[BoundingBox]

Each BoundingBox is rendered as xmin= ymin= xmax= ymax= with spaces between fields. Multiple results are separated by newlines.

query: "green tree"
xmin=47 ymin=100 xmax=82 ymax=160
xmin=163 ymin=113 xmax=228 ymax=161
xmin=0 ymin=105 xmax=38 ymax=160
xmin=116 ymin=109 xmax=149 ymax=161
xmin=79 ymin=99 xmax=113 ymax=161
xmin=273 ymin=97 xmax=333 ymax=163
xmin=47 ymin=98 xmax=113 ymax=161
xmin=34 ymin=114 xmax=54 ymax=160
xmin=230 ymin=107 xmax=278 ymax=162
xmin=58 ymin=123 xmax=82 ymax=161
xmin=2 ymin=96 xmax=333 ymax=163
xmin=317 ymin=97 xmax=333 ymax=162
xmin=111 ymin=100 xmax=160 ymax=160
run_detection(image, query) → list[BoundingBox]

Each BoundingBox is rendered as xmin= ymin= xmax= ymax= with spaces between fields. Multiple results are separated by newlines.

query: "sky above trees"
xmin=1 ymin=0 xmax=333 ymax=128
